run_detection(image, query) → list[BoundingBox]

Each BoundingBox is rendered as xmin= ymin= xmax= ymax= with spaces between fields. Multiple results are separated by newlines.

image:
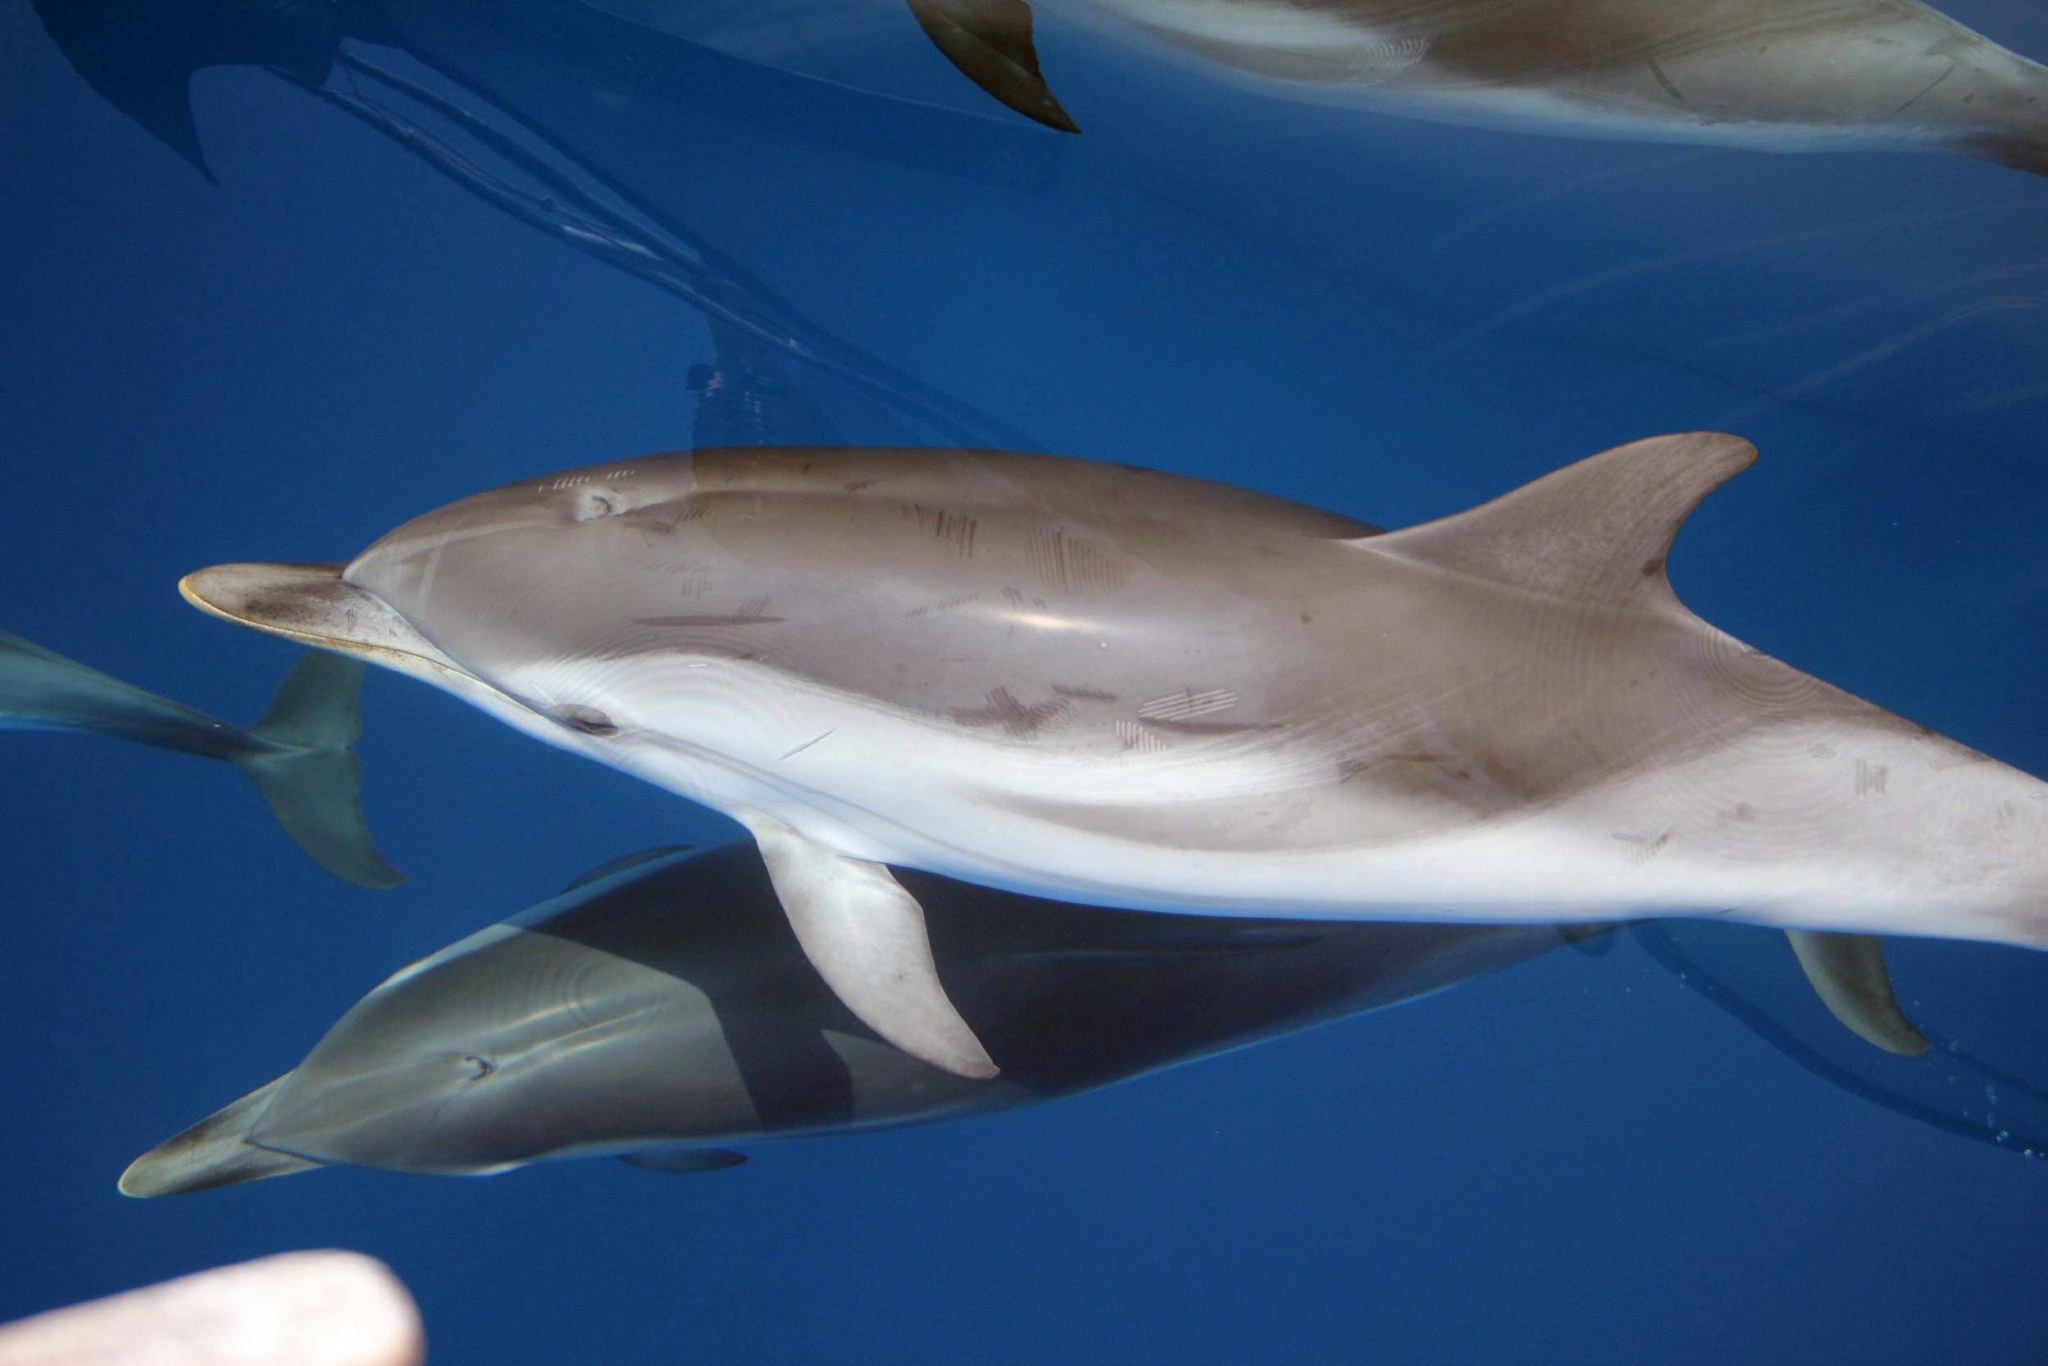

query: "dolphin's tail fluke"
xmin=120 ymin=1075 xmax=325 ymax=1198
xmin=233 ymin=653 xmax=405 ymax=889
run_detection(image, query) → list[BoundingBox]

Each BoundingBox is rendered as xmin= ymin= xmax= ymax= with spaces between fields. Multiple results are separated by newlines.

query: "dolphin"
xmin=119 ymin=841 xmax=1595 ymax=1194
xmin=0 ymin=631 xmax=401 ymax=888
xmin=27 ymin=0 xmax=344 ymax=184
xmin=907 ymin=0 xmax=2048 ymax=175
xmin=175 ymin=432 xmax=2032 ymax=1075
xmin=123 ymin=845 xmax=2030 ymax=1197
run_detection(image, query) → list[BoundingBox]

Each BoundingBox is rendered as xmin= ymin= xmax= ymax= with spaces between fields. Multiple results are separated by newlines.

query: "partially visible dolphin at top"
xmin=118 ymin=841 xmax=1600 ymax=1194
xmin=0 ymin=631 xmax=402 ymax=888
xmin=176 ymin=432 xmax=2034 ymax=1075
xmin=906 ymin=0 xmax=2048 ymax=176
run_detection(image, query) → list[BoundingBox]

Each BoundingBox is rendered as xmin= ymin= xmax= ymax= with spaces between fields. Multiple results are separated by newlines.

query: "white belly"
xmin=505 ymin=655 xmax=2048 ymax=947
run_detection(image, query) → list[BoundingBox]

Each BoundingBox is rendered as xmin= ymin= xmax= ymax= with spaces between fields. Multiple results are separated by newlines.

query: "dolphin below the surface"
xmin=0 ymin=631 xmax=401 ymax=888
xmin=124 ymin=845 xmax=2015 ymax=1196
xmin=120 ymin=842 xmax=1597 ymax=1193
xmin=904 ymin=0 xmax=2048 ymax=175
xmin=179 ymin=433 xmax=2048 ymax=1076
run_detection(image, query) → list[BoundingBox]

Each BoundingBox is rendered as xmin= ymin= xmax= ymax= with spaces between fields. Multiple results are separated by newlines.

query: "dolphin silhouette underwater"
xmin=905 ymin=0 xmax=2048 ymax=175
xmin=0 ymin=631 xmax=401 ymax=888
xmin=119 ymin=841 xmax=1601 ymax=1194
xmin=176 ymin=432 xmax=2046 ymax=1076
xmin=124 ymin=844 xmax=2038 ymax=1196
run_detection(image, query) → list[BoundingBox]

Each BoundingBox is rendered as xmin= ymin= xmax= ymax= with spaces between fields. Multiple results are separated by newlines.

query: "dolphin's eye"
xmin=551 ymin=703 xmax=619 ymax=737
xmin=463 ymin=1055 xmax=496 ymax=1081
xmin=575 ymin=488 xmax=624 ymax=522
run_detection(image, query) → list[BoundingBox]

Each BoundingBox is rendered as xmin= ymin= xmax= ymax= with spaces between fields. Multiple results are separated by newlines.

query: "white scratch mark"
xmin=1137 ymin=687 xmax=1239 ymax=722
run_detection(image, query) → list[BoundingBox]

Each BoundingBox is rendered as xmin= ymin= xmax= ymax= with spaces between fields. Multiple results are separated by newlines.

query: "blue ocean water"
xmin=4 ymin=0 xmax=2048 ymax=1360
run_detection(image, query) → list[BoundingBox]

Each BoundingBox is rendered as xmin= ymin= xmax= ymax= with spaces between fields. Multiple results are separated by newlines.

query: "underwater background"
xmin=4 ymin=0 xmax=2048 ymax=1360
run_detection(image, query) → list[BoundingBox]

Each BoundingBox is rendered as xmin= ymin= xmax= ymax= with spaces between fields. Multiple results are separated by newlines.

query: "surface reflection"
xmin=30 ymin=0 xmax=2048 ymax=450
xmin=34 ymin=0 xmax=1045 ymax=448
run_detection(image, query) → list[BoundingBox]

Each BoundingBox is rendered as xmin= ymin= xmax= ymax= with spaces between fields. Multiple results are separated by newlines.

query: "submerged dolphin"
xmin=177 ymin=433 xmax=2035 ymax=1075
xmin=909 ymin=0 xmax=2048 ymax=175
xmin=125 ymin=845 xmax=2030 ymax=1196
xmin=0 ymin=631 xmax=401 ymax=888
xmin=120 ymin=842 xmax=1591 ymax=1193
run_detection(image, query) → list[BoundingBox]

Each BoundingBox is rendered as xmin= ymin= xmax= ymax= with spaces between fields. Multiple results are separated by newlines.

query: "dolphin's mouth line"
xmin=178 ymin=564 xmax=535 ymax=715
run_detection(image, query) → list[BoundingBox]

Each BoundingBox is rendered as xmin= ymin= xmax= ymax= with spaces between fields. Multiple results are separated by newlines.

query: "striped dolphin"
xmin=119 ymin=842 xmax=1592 ymax=1193
xmin=1 ymin=631 xmax=401 ymax=888
xmin=906 ymin=0 xmax=2048 ymax=176
xmin=176 ymin=433 xmax=2044 ymax=1074
xmin=127 ymin=845 xmax=2014 ymax=1197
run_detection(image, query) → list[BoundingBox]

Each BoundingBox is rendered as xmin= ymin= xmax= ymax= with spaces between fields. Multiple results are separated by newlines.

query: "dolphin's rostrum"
xmin=180 ymin=435 xmax=2048 ymax=1074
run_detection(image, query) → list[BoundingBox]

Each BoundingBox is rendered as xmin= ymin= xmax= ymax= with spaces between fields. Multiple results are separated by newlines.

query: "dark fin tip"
xmin=905 ymin=0 xmax=1082 ymax=133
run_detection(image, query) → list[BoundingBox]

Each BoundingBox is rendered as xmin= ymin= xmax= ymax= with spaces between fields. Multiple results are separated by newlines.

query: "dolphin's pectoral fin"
xmin=618 ymin=1148 xmax=749 ymax=1174
xmin=1785 ymin=930 xmax=1930 ymax=1056
xmin=905 ymin=0 xmax=1081 ymax=133
xmin=1359 ymin=432 xmax=1757 ymax=612
xmin=741 ymin=813 xmax=998 ymax=1079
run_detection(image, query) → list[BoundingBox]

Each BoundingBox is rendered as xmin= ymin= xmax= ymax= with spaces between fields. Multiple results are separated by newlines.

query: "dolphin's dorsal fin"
xmin=1360 ymin=433 xmax=1757 ymax=611
xmin=905 ymin=0 xmax=1080 ymax=133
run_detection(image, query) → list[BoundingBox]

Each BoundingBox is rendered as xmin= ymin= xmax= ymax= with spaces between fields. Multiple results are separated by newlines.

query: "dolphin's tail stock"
xmin=232 ymin=653 xmax=405 ymax=889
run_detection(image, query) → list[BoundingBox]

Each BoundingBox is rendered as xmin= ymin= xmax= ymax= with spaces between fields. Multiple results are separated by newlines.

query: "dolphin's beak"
xmin=182 ymin=562 xmax=407 ymax=655
xmin=182 ymin=560 xmax=562 ymax=754
xmin=119 ymin=1075 xmax=322 ymax=1198
xmin=179 ymin=562 xmax=505 ymax=704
